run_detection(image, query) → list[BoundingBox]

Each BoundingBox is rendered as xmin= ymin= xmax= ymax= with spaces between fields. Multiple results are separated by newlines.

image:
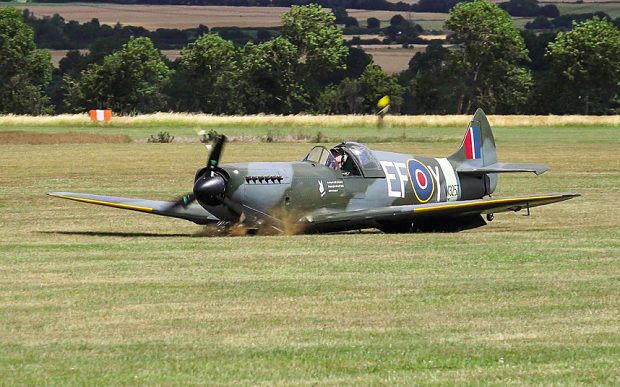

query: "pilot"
xmin=329 ymin=148 xmax=344 ymax=170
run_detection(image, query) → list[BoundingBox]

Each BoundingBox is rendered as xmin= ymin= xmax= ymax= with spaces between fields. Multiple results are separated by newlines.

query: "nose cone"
xmin=193 ymin=173 xmax=226 ymax=206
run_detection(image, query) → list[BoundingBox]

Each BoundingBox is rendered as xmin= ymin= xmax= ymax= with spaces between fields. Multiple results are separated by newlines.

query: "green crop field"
xmin=0 ymin=122 xmax=618 ymax=384
xmin=555 ymin=2 xmax=620 ymax=18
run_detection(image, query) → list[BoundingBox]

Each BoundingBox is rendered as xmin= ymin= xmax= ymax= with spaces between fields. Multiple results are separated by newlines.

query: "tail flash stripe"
xmin=464 ymin=126 xmax=481 ymax=160
xmin=472 ymin=125 xmax=481 ymax=159
xmin=464 ymin=127 xmax=474 ymax=159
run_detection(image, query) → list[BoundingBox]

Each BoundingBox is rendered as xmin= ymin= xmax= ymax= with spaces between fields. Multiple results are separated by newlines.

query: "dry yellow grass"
xmin=419 ymin=34 xmax=448 ymax=40
xmin=0 ymin=112 xmax=617 ymax=128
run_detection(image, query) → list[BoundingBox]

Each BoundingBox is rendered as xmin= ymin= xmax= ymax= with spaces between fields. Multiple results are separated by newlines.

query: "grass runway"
xmin=0 ymin=123 xmax=618 ymax=384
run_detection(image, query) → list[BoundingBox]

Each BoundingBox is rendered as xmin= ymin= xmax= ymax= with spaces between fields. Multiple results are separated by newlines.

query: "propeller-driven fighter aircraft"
xmin=49 ymin=109 xmax=578 ymax=234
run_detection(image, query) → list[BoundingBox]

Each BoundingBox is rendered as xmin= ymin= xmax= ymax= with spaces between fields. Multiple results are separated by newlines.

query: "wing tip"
xmin=47 ymin=192 xmax=154 ymax=212
xmin=561 ymin=192 xmax=580 ymax=199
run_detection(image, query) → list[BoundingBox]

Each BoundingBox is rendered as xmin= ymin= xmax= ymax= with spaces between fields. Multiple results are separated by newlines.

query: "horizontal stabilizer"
xmin=457 ymin=162 xmax=549 ymax=175
xmin=48 ymin=192 xmax=219 ymax=224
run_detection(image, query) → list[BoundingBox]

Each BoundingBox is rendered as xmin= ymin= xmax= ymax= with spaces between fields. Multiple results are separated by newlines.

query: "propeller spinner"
xmin=167 ymin=135 xmax=228 ymax=209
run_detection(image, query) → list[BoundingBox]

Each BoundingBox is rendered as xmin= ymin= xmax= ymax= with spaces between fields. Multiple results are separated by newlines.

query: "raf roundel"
xmin=407 ymin=159 xmax=435 ymax=203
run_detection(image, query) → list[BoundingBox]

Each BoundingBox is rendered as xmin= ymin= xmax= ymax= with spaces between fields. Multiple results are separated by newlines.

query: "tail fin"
xmin=448 ymin=108 xmax=497 ymax=167
xmin=448 ymin=109 xmax=549 ymax=198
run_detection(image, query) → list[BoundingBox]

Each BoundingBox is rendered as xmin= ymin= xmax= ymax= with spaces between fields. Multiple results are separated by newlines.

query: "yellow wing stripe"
xmin=413 ymin=194 xmax=562 ymax=214
xmin=48 ymin=193 xmax=153 ymax=213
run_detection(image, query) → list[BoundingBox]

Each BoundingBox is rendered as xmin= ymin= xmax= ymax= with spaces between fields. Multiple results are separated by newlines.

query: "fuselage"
xmin=197 ymin=144 xmax=497 ymax=231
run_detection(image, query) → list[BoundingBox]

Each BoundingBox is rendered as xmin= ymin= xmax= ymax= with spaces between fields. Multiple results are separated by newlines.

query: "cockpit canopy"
xmin=303 ymin=142 xmax=385 ymax=178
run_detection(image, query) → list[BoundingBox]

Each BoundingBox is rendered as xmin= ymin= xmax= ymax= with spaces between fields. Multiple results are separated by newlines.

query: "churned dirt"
xmin=0 ymin=131 xmax=131 ymax=145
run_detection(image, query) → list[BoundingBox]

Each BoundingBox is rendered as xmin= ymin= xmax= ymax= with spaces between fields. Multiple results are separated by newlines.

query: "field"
xmin=4 ymin=1 xmax=619 ymax=32
xmin=6 ymin=4 xmax=416 ymax=29
xmin=361 ymin=45 xmax=427 ymax=74
xmin=1 ymin=3 xmax=555 ymax=31
xmin=1 ymin=3 xmax=520 ymax=32
xmin=0 ymin=116 xmax=618 ymax=384
xmin=555 ymin=2 xmax=620 ymax=18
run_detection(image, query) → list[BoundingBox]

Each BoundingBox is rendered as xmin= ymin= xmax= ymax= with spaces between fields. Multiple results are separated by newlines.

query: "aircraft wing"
xmin=408 ymin=193 xmax=578 ymax=217
xmin=48 ymin=192 xmax=219 ymax=224
xmin=305 ymin=193 xmax=579 ymax=228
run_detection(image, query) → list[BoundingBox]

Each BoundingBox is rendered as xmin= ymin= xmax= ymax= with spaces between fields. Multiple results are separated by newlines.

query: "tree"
xmin=358 ymin=64 xmax=403 ymax=112
xmin=238 ymin=37 xmax=305 ymax=114
xmin=318 ymin=64 xmax=403 ymax=114
xmin=317 ymin=78 xmax=364 ymax=114
xmin=383 ymin=13 xmax=422 ymax=44
xmin=546 ymin=17 xmax=620 ymax=114
xmin=343 ymin=47 xmax=372 ymax=79
xmin=175 ymin=33 xmax=240 ymax=113
xmin=64 ymin=37 xmax=170 ymax=113
xmin=367 ymin=17 xmax=380 ymax=29
xmin=390 ymin=14 xmax=406 ymax=27
xmin=525 ymin=16 xmax=553 ymax=30
xmin=540 ymin=4 xmax=559 ymax=18
xmin=281 ymin=5 xmax=348 ymax=85
xmin=400 ymin=42 xmax=455 ymax=114
xmin=332 ymin=7 xmax=347 ymax=22
xmin=414 ymin=0 xmax=462 ymax=13
xmin=521 ymin=31 xmax=556 ymax=70
xmin=445 ymin=0 xmax=533 ymax=113
xmin=499 ymin=0 xmax=541 ymax=17
xmin=0 ymin=7 xmax=53 ymax=115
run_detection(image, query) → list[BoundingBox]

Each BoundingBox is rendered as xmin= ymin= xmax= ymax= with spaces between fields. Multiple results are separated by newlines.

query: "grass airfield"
xmin=0 ymin=122 xmax=619 ymax=384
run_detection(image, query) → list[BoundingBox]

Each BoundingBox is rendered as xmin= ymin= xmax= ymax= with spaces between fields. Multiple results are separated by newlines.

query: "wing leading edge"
xmin=48 ymin=192 xmax=219 ymax=224
xmin=50 ymin=192 xmax=579 ymax=232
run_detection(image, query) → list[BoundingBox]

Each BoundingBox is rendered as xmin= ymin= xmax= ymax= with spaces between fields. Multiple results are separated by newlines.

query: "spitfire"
xmin=49 ymin=109 xmax=578 ymax=234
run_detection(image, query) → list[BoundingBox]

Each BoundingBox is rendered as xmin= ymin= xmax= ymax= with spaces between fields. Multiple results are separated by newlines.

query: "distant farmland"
xmin=10 ymin=1 xmax=620 ymax=73
xmin=6 ymin=1 xmax=618 ymax=31
xmin=10 ymin=4 xmax=429 ymax=30
xmin=49 ymin=45 xmax=429 ymax=74
xmin=8 ymin=3 xmax=526 ymax=30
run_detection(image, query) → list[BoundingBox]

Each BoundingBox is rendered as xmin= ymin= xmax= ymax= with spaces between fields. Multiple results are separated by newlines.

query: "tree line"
xmin=21 ymin=8 xmax=427 ymax=51
xmin=21 ymin=4 xmax=619 ymax=52
xmin=21 ymin=0 xmax=563 ymax=16
xmin=22 ymin=9 xmax=272 ymax=49
xmin=526 ymin=10 xmax=620 ymax=30
xmin=1 ymin=1 xmax=618 ymax=116
xmin=31 ymin=0 xmax=414 ymax=12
